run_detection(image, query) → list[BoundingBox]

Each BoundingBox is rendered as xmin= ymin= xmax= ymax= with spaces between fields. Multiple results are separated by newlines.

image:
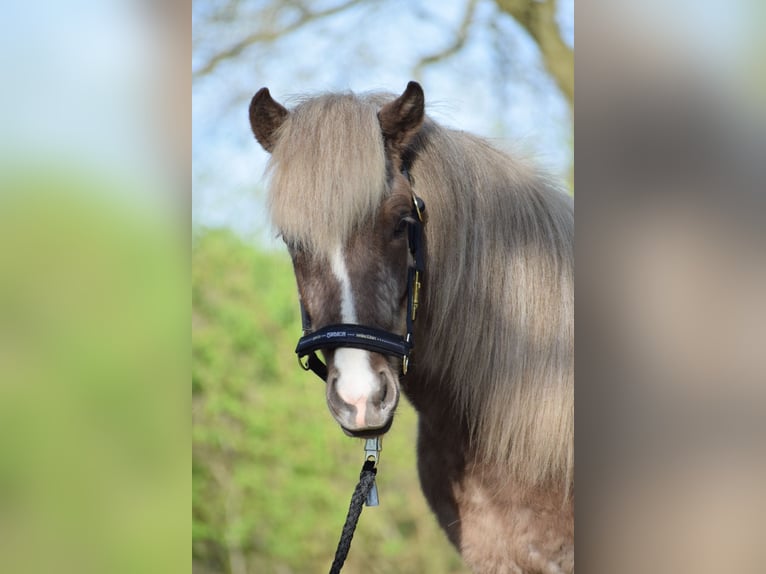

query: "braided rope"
xmin=328 ymin=460 xmax=378 ymax=574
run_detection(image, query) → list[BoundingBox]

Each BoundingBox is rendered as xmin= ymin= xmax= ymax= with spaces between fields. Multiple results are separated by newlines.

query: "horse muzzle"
xmin=325 ymin=348 xmax=400 ymax=434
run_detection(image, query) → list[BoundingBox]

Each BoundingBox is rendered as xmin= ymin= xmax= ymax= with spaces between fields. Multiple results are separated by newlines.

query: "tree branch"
xmin=193 ymin=0 xmax=365 ymax=78
xmin=495 ymin=0 xmax=573 ymax=109
xmin=413 ymin=0 xmax=480 ymax=81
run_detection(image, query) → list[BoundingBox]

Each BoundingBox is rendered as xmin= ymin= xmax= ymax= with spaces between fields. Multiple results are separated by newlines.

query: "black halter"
xmin=295 ymin=176 xmax=425 ymax=382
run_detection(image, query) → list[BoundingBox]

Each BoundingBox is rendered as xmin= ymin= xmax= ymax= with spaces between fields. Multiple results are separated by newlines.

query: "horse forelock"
xmin=266 ymin=93 xmax=389 ymax=254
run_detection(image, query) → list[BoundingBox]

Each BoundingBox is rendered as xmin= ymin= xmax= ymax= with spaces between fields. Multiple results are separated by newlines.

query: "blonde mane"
xmin=267 ymin=92 xmax=574 ymax=490
xmin=267 ymin=93 xmax=387 ymax=253
xmin=409 ymin=123 xmax=574 ymax=489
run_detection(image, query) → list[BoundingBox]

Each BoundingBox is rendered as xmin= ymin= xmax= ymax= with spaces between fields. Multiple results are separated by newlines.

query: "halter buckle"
xmin=411 ymin=270 xmax=421 ymax=321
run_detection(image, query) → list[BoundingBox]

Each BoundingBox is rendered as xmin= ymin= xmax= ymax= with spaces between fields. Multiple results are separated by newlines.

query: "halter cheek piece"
xmin=295 ymin=173 xmax=425 ymax=382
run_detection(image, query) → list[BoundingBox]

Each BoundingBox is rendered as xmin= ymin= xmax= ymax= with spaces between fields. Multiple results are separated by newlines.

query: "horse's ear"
xmin=249 ymin=88 xmax=288 ymax=153
xmin=378 ymin=81 xmax=425 ymax=152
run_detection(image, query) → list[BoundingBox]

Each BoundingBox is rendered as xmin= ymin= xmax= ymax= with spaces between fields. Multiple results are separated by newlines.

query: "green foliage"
xmin=0 ymin=168 xmax=187 ymax=574
xmin=192 ymin=229 xmax=467 ymax=573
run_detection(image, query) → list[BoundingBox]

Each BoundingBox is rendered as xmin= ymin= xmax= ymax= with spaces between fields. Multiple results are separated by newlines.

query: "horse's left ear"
xmin=378 ymin=81 xmax=425 ymax=152
xmin=249 ymin=87 xmax=289 ymax=153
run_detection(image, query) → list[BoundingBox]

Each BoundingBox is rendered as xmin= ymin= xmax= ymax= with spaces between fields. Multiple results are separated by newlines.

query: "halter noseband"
xmin=295 ymin=175 xmax=425 ymax=382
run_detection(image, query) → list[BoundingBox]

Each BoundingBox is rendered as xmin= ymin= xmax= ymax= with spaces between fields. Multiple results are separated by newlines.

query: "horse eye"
xmin=281 ymin=235 xmax=301 ymax=251
xmin=393 ymin=217 xmax=408 ymax=238
xmin=284 ymin=240 xmax=304 ymax=259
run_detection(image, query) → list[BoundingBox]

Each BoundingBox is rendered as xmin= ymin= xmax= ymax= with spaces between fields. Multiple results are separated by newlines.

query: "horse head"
xmin=249 ymin=83 xmax=426 ymax=437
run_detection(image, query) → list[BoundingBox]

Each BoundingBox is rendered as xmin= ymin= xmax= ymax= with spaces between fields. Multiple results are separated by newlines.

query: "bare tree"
xmin=193 ymin=0 xmax=573 ymax=111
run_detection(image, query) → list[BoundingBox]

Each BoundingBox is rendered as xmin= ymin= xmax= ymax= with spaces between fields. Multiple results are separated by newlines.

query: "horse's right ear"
xmin=249 ymin=88 xmax=288 ymax=153
xmin=378 ymin=81 xmax=425 ymax=152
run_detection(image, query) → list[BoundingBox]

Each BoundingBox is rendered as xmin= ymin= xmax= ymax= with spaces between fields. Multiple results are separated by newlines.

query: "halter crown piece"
xmin=295 ymin=171 xmax=425 ymax=382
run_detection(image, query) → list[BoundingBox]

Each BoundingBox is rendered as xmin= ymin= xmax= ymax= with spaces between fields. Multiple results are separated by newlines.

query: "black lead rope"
xmin=328 ymin=459 xmax=378 ymax=574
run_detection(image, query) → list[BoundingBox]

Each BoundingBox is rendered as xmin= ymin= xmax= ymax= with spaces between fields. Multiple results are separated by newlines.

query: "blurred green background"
xmin=0 ymin=168 xmax=187 ymax=574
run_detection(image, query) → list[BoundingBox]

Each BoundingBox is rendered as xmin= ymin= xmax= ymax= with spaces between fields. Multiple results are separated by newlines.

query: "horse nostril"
xmin=373 ymin=371 xmax=394 ymax=408
xmin=364 ymin=372 xmax=387 ymax=407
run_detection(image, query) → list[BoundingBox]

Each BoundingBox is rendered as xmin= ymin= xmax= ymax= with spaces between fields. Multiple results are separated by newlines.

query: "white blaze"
xmin=329 ymin=245 xmax=357 ymax=324
xmin=330 ymin=245 xmax=378 ymax=426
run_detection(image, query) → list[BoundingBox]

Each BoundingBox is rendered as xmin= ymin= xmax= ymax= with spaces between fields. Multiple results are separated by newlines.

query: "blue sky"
xmin=192 ymin=0 xmax=574 ymax=245
xmin=2 ymin=2 xmax=152 ymax=176
xmin=0 ymin=0 xmax=183 ymax=220
xmin=0 ymin=0 xmax=756 ymax=230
